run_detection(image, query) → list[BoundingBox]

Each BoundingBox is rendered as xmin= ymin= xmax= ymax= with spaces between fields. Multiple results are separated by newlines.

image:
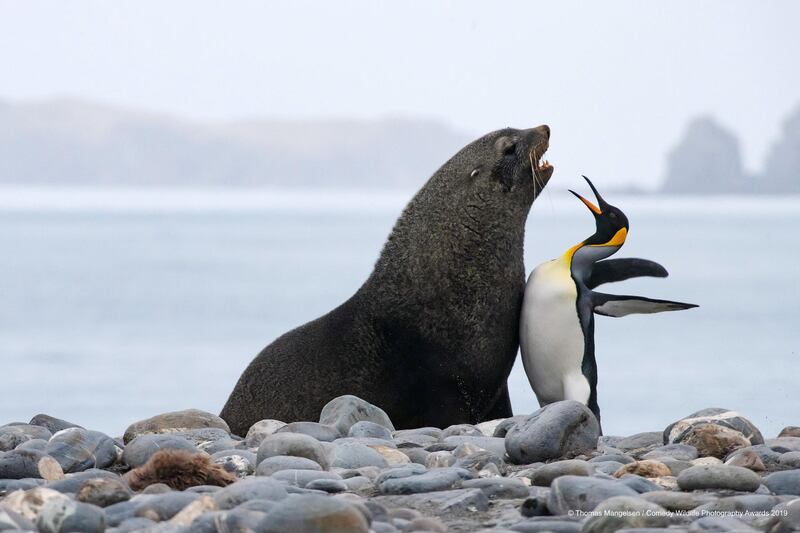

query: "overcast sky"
xmin=1 ymin=1 xmax=797 ymax=188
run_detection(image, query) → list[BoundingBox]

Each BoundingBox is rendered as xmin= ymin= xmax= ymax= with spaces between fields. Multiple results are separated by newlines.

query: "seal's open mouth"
xmin=531 ymin=140 xmax=554 ymax=179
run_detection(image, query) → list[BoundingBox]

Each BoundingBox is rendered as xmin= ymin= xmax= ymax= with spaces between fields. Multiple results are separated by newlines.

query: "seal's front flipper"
xmin=592 ymin=291 xmax=698 ymax=317
xmin=587 ymin=258 xmax=668 ymax=289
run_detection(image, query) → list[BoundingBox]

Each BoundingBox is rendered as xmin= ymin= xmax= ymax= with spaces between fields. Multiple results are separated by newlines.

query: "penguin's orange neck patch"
xmin=592 ymin=227 xmax=627 ymax=247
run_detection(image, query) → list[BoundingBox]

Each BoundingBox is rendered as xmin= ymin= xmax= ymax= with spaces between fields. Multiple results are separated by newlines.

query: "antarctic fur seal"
xmin=221 ymin=125 xmax=554 ymax=436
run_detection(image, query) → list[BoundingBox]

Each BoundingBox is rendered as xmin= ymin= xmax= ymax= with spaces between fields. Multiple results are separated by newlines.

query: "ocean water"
xmin=0 ymin=187 xmax=797 ymax=438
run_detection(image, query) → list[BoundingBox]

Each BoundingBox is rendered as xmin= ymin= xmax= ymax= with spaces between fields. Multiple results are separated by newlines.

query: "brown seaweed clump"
xmin=124 ymin=449 xmax=237 ymax=491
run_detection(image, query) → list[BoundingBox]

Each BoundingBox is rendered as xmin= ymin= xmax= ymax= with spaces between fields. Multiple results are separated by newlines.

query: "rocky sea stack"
xmin=0 ymin=401 xmax=798 ymax=532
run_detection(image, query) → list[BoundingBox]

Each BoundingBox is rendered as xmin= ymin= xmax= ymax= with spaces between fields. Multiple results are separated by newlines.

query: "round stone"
xmin=531 ymin=459 xmax=593 ymax=486
xmin=1 ymin=487 xmax=69 ymax=522
xmin=766 ymin=437 xmax=800 ymax=452
xmin=724 ymin=449 xmax=766 ymax=471
xmin=764 ymin=469 xmax=800 ymax=495
xmin=0 ymin=509 xmax=35 ymax=531
xmin=29 ymin=414 xmax=82 ymax=434
xmin=505 ymin=401 xmax=600 ymax=464
xmin=582 ymin=496 xmax=670 ymax=533
xmin=36 ymin=498 xmax=105 ymax=533
xmin=641 ymin=444 xmax=699 ymax=461
xmin=133 ymin=491 xmax=199 ymax=521
xmin=676 ymin=464 xmax=762 ymax=492
xmin=0 ymin=449 xmax=64 ymax=480
xmin=277 ymin=422 xmax=343 ymax=442
xmin=212 ymin=477 xmax=289 ymax=510
xmin=121 ymin=434 xmax=198 ymax=468
xmin=779 ymin=452 xmax=800 ymax=468
xmin=348 ymin=421 xmax=393 ymax=440
xmin=547 ymin=475 xmax=639 ymax=514
xmin=455 ymin=450 xmax=504 ymax=473
xmin=694 ymin=494 xmax=782 ymax=514
xmin=0 ymin=424 xmax=52 ymax=451
xmin=270 ymin=469 xmax=343 ymax=488
xmin=593 ymin=461 xmax=625 ymax=475
xmin=371 ymin=445 xmax=410 ymax=466
xmin=46 ymin=469 xmax=120 ymax=493
xmin=657 ymin=457 xmax=694 ymax=476
xmin=256 ymin=432 xmax=329 ymax=469
xmin=461 ymin=477 xmax=529 ymax=499
xmin=319 ymin=395 xmax=395 ymax=435
xmin=258 ymin=494 xmax=369 ymax=532
xmin=305 ymin=478 xmax=348 ymax=493
xmin=664 ymin=408 xmax=763 ymax=447
xmin=255 ymin=455 xmax=323 ymax=476
xmin=608 ymin=432 xmax=664 ymax=455
xmin=16 ymin=438 xmax=48 ymax=452
xmin=405 ymin=517 xmax=446 ymax=532
xmin=343 ymin=475 xmax=373 ymax=491
xmin=45 ymin=428 xmax=118 ymax=473
xmin=378 ymin=467 xmax=472 ymax=495
xmin=245 ymin=419 xmax=287 ymax=447
xmin=613 ymin=460 xmax=671 ymax=478
xmin=617 ymin=474 xmax=663 ymax=494
xmin=211 ymin=449 xmax=257 ymax=478
xmin=425 ymin=451 xmax=456 ymax=468
xmin=672 ymin=423 xmax=750 ymax=459
xmin=726 ymin=445 xmax=783 ymax=468
xmin=169 ymin=495 xmax=218 ymax=526
xmin=76 ymin=477 xmax=132 ymax=507
xmin=442 ymin=424 xmax=483 ymax=438
xmin=589 ymin=454 xmax=635 ymax=464
xmin=329 ymin=441 xmax=389 ymax=469
xmin=123 ymin=409 xmax=230 ymax=443
xmin=641 ymin=490 xmax=717 ymax=511
xmin=778 ymin=426 xmax=800 ymax=438
xmin=491 ymin=416 xmax=528 ymax=438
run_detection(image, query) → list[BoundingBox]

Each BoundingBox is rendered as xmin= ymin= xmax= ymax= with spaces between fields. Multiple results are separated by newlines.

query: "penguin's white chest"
xmin=519 ymin=260 xmax=590 ymax=406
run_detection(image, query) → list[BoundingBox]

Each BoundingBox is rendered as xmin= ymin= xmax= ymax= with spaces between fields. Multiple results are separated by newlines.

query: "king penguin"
xmin=519 ymin=176 xmax=697 ymax=430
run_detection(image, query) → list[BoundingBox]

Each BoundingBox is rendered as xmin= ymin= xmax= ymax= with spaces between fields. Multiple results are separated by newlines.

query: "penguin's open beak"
xmin=569 ymin=176 xmax=609 ymax=216
xmin=569 ymin=190 xmax=602 ymax=215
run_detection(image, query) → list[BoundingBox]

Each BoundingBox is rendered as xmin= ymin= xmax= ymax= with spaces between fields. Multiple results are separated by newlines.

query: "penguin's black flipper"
xmin=587 ymin=258 xmax=668 ymax=289
xmin=592 ymin=292 xmax=698 ymax=317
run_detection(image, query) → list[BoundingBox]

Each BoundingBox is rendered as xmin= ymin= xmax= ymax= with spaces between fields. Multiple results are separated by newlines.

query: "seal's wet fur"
xmin=222 ymin=126 xmax=554 ymax=435
xmin=125 ymin=450 xmax=237 ymax=491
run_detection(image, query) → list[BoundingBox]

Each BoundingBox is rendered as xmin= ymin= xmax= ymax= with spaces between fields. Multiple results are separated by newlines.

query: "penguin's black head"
xmin=569 ymin=176 xmax=629 ymax=248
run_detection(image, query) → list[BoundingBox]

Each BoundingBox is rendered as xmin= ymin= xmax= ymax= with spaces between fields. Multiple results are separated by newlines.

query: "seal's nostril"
xmin=539 ymin=125 xmax=551 ymax=139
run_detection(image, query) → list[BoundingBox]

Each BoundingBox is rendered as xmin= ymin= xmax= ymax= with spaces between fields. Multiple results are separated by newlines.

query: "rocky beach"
xmin=0 ymin=398 xmax=798 ymax=532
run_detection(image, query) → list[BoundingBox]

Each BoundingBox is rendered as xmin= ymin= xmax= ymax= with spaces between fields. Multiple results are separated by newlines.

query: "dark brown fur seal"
xmin=221 ymin=125 xmax=554 ymax=436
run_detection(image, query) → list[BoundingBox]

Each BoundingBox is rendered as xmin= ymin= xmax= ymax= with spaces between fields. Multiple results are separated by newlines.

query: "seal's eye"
xmin=470 ymin=167 xmax=481 ymax=178
xmin=495 ymin=137 xmax=516 ymax=156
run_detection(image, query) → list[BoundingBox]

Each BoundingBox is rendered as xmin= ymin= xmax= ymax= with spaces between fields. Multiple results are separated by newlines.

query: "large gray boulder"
xmin=505 ymin=401 xmax=599 ymax=464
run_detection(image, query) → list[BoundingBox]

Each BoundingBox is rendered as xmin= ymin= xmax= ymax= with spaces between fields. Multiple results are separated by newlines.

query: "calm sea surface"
xmin=0 ymin=187 xmax=797 ymax=438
